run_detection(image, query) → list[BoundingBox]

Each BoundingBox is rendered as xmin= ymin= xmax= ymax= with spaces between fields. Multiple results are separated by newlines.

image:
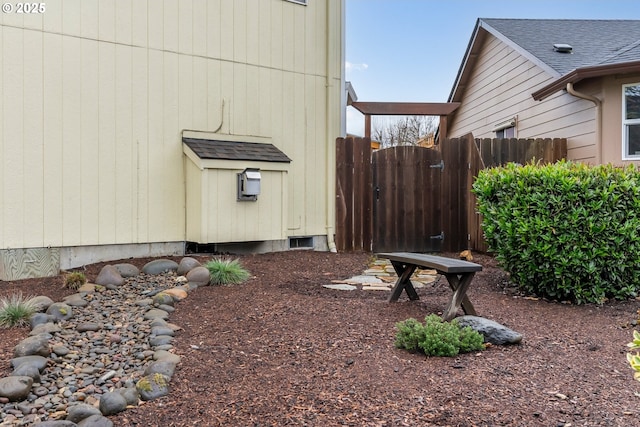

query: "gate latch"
xmin=430 ymin=231 xmax=445 ymax=240
xmin=429 ymin=160 xmax=444 ymax=171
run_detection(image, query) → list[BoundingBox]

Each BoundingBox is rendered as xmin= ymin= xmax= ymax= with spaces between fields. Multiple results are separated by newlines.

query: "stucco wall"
xmin=601 ymin=73 xmax=640 ymax=165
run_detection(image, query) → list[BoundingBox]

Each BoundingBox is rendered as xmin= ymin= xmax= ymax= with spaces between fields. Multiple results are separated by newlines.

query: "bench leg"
xmin=442 ymin=272 xmax=477 ymax=321
xmin=388 ymin=262 xmax=419 ymax=302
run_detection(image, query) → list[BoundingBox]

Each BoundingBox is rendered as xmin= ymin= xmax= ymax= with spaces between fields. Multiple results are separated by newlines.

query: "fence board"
xmin=335 ymin=137 xmax=372 ymax=251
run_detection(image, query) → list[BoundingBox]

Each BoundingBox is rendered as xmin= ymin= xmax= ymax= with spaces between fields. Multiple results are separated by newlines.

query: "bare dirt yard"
xmin=1 ymin=251 xmax=640 ymax=426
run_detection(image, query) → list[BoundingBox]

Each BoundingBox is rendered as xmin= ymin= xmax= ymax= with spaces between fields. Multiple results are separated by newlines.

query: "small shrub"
xmin=64 ymin=271 xmax=87 ymax=290
xmin=394 ymin=318 xmax=426 ymax=351
xmin=0 ymin=293 xmax=37 ymax=328
xmin=627 ymin=330 xmax=640 ymax=382
xmin=206 ymin=258 xmax=250 ymax=285
xmin=395 ymin=314 xmax=485 ymax=357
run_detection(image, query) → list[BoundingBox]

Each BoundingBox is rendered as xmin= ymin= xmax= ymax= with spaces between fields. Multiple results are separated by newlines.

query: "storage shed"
xmin=183 ymin=134 xmax=292 ymax=251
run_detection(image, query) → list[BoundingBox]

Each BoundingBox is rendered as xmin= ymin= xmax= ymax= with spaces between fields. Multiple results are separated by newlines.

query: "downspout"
xmin=324 ymin=0 xmax=342 ymax=253
xmin=566 ymin=83 xmax=602 ymax=164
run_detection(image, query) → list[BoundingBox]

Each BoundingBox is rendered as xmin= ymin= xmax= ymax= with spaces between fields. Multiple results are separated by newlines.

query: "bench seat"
xmin=377 ymin=252 xmax=482 ymax=321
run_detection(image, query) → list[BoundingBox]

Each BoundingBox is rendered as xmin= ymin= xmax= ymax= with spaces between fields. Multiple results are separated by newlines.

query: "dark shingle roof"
xmin=183 ymin=138 xmax=291 ymax=163
xmin=481 ymin=18 xmax=640 ymax=75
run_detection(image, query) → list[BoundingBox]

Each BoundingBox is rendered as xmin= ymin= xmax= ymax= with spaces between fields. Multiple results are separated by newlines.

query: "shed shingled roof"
xmin=183 ymin=138 xmax=291 ymax=163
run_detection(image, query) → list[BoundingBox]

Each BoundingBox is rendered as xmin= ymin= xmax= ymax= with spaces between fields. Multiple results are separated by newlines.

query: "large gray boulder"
xmin=144 ymin=360 xmax=178 ymax=380
xmin=142 ymin=259 xmax=179 ymax=275
xmin=456 ymin=315 xmax=522 ymax=345
xmin=0 ymin=376 xmax=33 ymax=401
xmin=177 ymin=257 xmax=201 ymax=275
xmin=46 ymin=302 xmax=73 ymax=321
xmin=30 ymin=295 xmax=54 ymax=312
xmin=66 ymin=403 xmax=102 ymax=423
xmin=11 ymin=355 xmax=48 ymax=371
xmin=14 ymin=334 xmax=51 ymax=357
xmin=95 ymin=265 xmax=125 ymax=286
xmin=98 ymin=390 xmax=127 ymax=415
xmin=77 ymin=414 xmax=114 ymax=427
xmin=136 ymin=373 xmax=170 ymax=401
xmin=113 ymin=263 xmax=140 ymax=278
xmin=30 ymin=312 xmax=56 ymax=328
xmin=186 ymin=266 xmax=210 ymax=286
xmin=36 ymin=421 xmax=78 ymax=427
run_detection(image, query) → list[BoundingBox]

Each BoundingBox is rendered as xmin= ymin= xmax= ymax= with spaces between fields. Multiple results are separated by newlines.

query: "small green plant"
xmin=0 ymin=293 xmax=38 ymax=328
xmin=627 ymin=330 xmax=640 ymax=381
xmin=64 ymin=271 xmax=87 ymax=290
xmin=205 ymin=258 xmax=250 ymax=285
xmin=395 ymin=314 xmax=485 ymax=357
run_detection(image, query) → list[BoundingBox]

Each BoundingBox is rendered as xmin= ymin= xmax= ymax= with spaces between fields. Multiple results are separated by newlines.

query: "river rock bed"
xmin=0 ymin=258 xmax=207 ymax=426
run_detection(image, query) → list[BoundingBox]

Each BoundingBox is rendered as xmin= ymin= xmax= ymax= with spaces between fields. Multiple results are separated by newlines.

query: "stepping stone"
xmin=361 ymin=285 xmax=392 ymax=291
xmin=342 ymin=275 xmax=383 ymax=284
xmin=323 ymin=284 xmax=357 ymax=291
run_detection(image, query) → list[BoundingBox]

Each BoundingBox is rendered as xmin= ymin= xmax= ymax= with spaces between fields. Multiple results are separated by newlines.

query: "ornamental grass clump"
xmin=395 ymin=314 xmax=485 ymax=357
xmin=0 ymin=293 xmax=38 ymax=328
xmin=64 ymin=271 xmax=87 ymax=290
xmin=206 ymin=258 xmax=251 ymax=285
xmin=473 ymin=161 xmax=640 ymax=304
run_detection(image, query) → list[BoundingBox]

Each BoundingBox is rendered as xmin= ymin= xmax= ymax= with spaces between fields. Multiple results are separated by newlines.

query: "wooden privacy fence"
xmin=467 ymin=136 xmax=567 ymax=252
xmin=335 ymin=135 xmax=567 ymax=253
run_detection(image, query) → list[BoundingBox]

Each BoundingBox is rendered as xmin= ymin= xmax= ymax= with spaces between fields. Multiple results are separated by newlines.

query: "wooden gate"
xmin=372 ymin=146 xmax=443 ymax=252
xmin=335 ymin=135 xmax=567 ymax=253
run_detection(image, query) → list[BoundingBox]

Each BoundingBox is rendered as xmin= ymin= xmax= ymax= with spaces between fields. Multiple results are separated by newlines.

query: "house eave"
xmin=351 ymin=102 xmax=460 ymax=116
xmin=532 ymin=60 xmax=640 ymax=101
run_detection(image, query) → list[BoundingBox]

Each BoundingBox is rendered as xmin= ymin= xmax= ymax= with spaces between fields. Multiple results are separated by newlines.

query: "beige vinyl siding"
xmin=449 ymin=33 xmax=597 ymax=162
xmin=1 ymin=0 xmax=342 ymax=251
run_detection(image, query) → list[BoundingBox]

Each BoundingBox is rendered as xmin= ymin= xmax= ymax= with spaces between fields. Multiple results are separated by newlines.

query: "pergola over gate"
xmin=350 ymin=101 xmax=461 ymax=140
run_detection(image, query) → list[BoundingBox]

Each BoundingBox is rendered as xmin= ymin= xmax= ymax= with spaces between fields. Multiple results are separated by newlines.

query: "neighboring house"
xmin=447 ymin=18 xmax=640 ymax=164
xmin=0 ymin=0 xmax=345 ymax=279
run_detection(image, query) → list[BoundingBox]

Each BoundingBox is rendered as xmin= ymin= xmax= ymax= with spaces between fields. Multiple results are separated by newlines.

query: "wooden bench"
xmin=377 ymin=252 xmax=482 ymax=321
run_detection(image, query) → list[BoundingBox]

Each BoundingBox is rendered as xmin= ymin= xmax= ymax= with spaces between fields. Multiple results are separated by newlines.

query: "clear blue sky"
xmin=346 ymin=0 xmax=640 ymax=135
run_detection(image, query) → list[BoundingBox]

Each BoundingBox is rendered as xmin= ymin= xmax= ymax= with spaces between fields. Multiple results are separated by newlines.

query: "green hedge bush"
xmin=473 ymin=161 xmax=640 ymax=304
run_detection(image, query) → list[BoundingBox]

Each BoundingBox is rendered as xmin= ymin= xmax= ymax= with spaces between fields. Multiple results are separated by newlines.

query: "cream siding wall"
xmin=1 ymin=0 xmax=343 ymax=253
xmin=449 ymin=33 xmax=598 ymax=162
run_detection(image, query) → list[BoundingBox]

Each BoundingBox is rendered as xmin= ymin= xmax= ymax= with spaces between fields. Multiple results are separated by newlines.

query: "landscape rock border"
xmin=0 ymin=257 xmax=210 ymax=426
